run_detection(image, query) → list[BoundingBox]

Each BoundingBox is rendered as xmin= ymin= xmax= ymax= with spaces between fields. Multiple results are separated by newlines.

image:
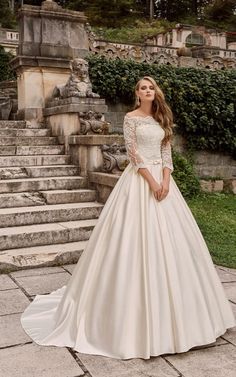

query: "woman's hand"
xmin=149 ymin=180 xmax=162 ymax=201
xmin=158 ymin=180 xmax=169 ymax=201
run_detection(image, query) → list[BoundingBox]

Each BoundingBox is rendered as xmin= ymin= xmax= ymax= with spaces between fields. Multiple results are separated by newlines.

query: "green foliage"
xmin=92 ymin=19 xmax=175 ymax=43
xmin=0 ymin=46 xmax=15 ymax=81
xmin=0 ymin=0 xmax=16 ymax=28
xmin=202 ymin=0 xmax=236 ymax=31
xmin=87 ymin=55 xmax=236 ymax=157
xmin=172 ymin=150 xmax=201 ymax=198
xmin=67 ymin=0 xmax=136 ymax=27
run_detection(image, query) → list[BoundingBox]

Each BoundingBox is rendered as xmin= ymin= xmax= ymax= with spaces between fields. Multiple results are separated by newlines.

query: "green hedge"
xmin=87 ymin=55 xmax=236 ymax=157
xmin=172 ymin=150 xmax=200 ymax=198
xmin=0 ymin=46 xmax=16 ymax=82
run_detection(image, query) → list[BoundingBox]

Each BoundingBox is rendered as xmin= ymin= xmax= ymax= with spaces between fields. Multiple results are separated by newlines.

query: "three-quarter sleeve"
xmin=123 ymin=116 xmax=147 ymax=173
xmin=160 ymin=140 xmax=174 ymax=173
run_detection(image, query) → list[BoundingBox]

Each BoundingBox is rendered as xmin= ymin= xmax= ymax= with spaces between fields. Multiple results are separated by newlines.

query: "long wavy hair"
xmin=134 ymin=76 xmax=174 ymax=144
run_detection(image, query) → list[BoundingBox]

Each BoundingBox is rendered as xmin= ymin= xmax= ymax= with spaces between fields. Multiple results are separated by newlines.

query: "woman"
xmin=21 ymin=76 xmax=236 ymax=360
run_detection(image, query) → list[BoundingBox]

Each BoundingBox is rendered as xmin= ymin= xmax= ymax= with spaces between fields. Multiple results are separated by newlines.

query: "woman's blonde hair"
xmin=134 ymin=76 xmax=174 ymax=144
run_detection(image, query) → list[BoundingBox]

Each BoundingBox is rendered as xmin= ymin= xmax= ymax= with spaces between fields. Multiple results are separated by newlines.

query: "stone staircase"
xmin=0 ymin=120 xmax=103 ymax=272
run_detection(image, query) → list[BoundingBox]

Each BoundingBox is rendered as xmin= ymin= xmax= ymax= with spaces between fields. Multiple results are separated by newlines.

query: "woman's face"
xmin=136 ymin=79 xmax=155 ymax=104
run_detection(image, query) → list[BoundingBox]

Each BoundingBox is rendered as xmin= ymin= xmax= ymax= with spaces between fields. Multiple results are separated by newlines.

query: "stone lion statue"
xmin=52 ymin=58 xmax=100 ymax=99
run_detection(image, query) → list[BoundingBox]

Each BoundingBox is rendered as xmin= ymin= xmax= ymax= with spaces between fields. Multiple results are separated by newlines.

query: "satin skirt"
xmin=21 ymin=163 xmax=236 ymax=359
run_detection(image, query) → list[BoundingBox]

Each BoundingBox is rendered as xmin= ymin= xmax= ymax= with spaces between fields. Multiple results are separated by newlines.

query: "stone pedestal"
xmin=64 ymin=134 xmax=124 ymax=177
xmin=44 ymin=97 xmax=108 ymax=135
xmin=11 ymin=1 xmax=89 ymax=125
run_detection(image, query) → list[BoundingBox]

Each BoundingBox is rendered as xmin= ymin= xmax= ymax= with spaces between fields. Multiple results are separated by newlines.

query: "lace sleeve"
xmin=161 ymin=140 xmax=174 ymax=173
xmin=123 ymin=116 xmax=147 ymax=173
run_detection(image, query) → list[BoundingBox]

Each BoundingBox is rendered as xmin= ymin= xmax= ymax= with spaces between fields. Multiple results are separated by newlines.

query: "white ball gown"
xmin=21 ymin=114 xmax=236 ymax=360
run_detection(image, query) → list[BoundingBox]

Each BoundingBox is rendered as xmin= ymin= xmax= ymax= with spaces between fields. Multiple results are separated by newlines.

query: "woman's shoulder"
xmin=125 ymin=110 xmax=139 ymax=118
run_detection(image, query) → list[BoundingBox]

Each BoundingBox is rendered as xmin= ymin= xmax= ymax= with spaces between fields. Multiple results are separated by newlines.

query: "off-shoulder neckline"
xmin=125 ymin=114 xmax=154 ymax=120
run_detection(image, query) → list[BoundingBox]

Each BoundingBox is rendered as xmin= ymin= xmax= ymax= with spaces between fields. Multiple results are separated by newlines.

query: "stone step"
xmin=0 ymin=128 xmax=51 ymax=137
xmin=0 ymin=240 xmax=87 ymax=271
xmin=0 ymin=202 xmax=103 ymax=227
xmin=0 ymin=145 xmax=64 ymax=156
xmin=0 ymin=137 xmax=58 ymax=146
xmin=0 ymin=219 xmax=97 ymax=251
xmin=0 ymin=176 xmax=87 ymax=194
xmin=0 ymin=121 xmax=47 ymax=129
xmin=0 ymin=189 xmax=96 ymax=208
xmin=0 ymin=145 xmax=65 ymax=156
xmin=0 ymin=192 xmax=46 ymax=208
xmin=41 ymin=189 xmax=97 ymax=204
xmin=19 ymin=145 xmax=64 ymax=155
xmin=0 ymin=121 xmax=27 ymax=129
xmin=0 ymin=154 xmax=70 ymax=167
xmin=0 ymin=165 xmax=80 ymax=179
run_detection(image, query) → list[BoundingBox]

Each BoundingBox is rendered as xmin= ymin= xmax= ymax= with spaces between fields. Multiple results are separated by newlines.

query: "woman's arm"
xmin=123 ymin=115 xmax=162 ymax=200
xmin=159 ymin=140 xmax=174 ymax=201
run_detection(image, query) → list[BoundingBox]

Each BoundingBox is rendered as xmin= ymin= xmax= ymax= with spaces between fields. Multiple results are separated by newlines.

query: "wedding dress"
xmin=21 ymin=115 xmax=236 ymax=360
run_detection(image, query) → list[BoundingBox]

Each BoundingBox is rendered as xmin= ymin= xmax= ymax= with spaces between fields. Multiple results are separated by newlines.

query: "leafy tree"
xmin=0 ymin=0 xmax=16 ymax=28
xmin=155 ymin=0 xmax=212 ymax=21
xmin=67 ymin=0 xmax=136 ymax=27
xmin=204 ymin=0 xmax=236 ymax=21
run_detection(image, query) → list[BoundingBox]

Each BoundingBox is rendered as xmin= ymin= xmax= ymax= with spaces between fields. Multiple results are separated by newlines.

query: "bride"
xmin=21 ymin=76 xmax=236 ymax=360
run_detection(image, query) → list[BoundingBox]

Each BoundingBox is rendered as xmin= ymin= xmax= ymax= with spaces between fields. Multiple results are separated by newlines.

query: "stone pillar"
xmin=11 ymin=0 xmax=89 ymax=125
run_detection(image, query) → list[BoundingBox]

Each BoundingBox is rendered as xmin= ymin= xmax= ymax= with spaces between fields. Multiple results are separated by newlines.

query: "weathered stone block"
xmin=0 ymin=241 xmax=86 ymax=271
xmin=0 ymin=202 xmax=102 ymax=227
xmin=0 ymin=154 xmax=70 ymax=167
xmin=224 ymin=179 xmax=236 ymax=194
xmin=212 ymin=180 xmax=224 ymax=192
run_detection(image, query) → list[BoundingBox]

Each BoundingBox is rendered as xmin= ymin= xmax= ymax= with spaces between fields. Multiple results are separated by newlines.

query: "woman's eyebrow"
xmin=140 ymin=85 xmax=154 ymax=89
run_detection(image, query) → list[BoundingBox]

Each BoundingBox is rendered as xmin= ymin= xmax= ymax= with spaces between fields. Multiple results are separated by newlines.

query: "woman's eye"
xmin=140 ymin=86 xmax=154 ymax=90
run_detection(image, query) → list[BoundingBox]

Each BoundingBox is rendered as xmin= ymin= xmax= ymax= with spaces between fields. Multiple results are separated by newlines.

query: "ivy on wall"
xmin=87 ymin=55 xmax=236 ymax=157
xmin=0 ymin=47 xmax=16 ymax=82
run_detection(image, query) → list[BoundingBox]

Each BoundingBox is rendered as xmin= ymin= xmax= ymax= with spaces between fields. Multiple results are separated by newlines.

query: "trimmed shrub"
xmin=87 ymin=55 xmax=236 ymax=157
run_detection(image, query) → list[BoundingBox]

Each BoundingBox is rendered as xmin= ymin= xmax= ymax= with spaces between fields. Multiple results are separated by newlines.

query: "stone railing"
xmin=85 ymin=25 xmax=236 ymax=70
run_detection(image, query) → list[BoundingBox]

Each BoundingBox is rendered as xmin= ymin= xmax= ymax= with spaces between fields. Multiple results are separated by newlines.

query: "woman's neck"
xmin=138 ymin=103 xmax=153 ymax=116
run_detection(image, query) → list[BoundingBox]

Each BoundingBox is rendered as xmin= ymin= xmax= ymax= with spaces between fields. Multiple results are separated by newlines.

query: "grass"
xmin=186 ymin=192 xmax=236 ymax=269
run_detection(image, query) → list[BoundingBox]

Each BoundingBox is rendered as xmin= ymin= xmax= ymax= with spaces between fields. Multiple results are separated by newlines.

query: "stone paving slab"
xmin=222 ymin=282 xmax=236 ymax=304
xmin=10 ymin=266 xmax=65 ymax=278
xmin=0 ymin=312 xmax=31 ymax=348
xmin=222 ymin=327 xmax=236 ymax=347
xmin=0 ymin=274 xmax=18 ymax=290
xmin=0 ymin=289 xmax=29 ymax=315
xmin=164 ymin=343 xmax=236 ymax=377
xmin=215 ymin=267 xmax=236 ymax=282
xmin=14 ymin=271 xmax=70 ymax=296
xmin=221 ymin=303 xmax=236 ymax=346
xmin=0 ymin=343 xmax=84 ymax=377
xmin=63 ymin=263 xmax=77 ymax=274
xmin=190 ymin=336 xmax=227 ymax=349
xmin=77 ymin=352 xmax=179 ymax=377
xmin=218 ymin=266 xmax=236 ymax=276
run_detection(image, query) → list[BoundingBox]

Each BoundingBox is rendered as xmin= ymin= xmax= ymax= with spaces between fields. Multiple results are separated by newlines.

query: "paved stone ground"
xmin=0 ymin=264 xmax=235 ymax=377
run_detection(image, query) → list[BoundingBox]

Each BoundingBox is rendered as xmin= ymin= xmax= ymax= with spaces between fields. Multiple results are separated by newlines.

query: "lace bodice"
xmin=123 ymin=115 xmax=174 ymax=173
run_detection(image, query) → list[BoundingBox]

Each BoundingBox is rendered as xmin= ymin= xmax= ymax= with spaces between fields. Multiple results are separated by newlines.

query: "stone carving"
xmin=101 ymin=143 xmax=129 ymax=173
xmin=52 ymin=58 xmax=100 ymax=99
xmin=41 ymin=0 xmax=62 ymax=11
xmin=79 ymin=111 xmax=110 ymax=134
xmin=85 ymin=26 xmax=235 ymax=70
xmin=0 ymin=90 xmax=12 ymax=120
xmin=208 ymin=57 xmax=225 ymax=70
